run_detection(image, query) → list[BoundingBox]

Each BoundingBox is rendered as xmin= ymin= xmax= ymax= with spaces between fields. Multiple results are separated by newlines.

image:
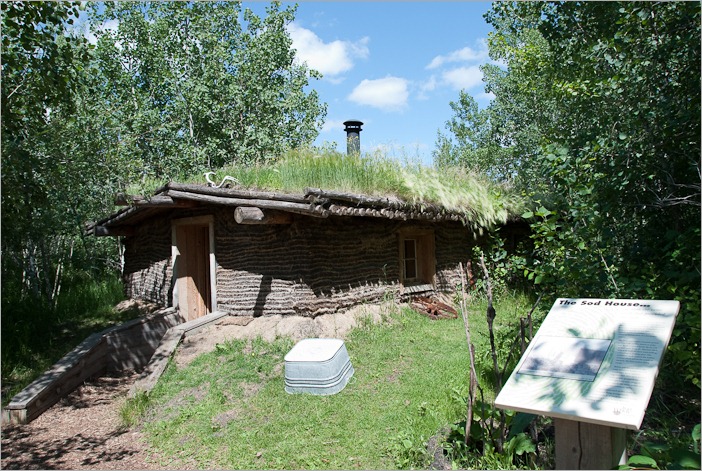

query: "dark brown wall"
xmin=122 ymin=206 xmax=476 ymax=317
xmin=435 ymin=222 xmax=477 ymax=292
xmin=123 ymin=217 xmax=172 ymax=305
xmin=215 ymin=210 xmax=403 ymax=317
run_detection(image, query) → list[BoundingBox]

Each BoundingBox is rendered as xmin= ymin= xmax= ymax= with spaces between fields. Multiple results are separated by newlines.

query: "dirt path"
xmin=0 ymin=371 xmax=180 ymax=470
xmin=1 ymin=304 xmax=391 ymax=469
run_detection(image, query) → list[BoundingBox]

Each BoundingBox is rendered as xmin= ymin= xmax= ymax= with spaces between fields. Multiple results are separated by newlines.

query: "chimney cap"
xmin=343 ymin=119 xmax=364 ymax=130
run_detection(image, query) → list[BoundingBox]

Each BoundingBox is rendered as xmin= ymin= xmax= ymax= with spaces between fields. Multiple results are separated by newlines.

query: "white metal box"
xmin=284 ymin=338 xmax=354 ymax=395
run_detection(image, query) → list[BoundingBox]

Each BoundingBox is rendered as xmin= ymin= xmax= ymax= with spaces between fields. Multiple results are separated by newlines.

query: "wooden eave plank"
xmin=115 ymin=195 xmax=199 ymax=208
xmin=166 ymin=183 xmax=310 ymax=204
xmin=91 ymin=206 xmax=171 ymax=235
xmin=166 ymin=189 xmax=330 ymax=218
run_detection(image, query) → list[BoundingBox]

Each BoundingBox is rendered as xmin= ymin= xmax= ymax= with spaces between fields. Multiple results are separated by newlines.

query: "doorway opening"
xmin=173 ymin=216 xmax=215 ymax=321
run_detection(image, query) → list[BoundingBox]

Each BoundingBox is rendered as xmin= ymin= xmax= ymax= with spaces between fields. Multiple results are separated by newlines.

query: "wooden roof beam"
xmin=115 ymin=194 xmax=198 ymax=208
xmin=166 ymin=189 xmax=330 ymax=218
xmin=234 ymin=207 xmax=294 ymax=225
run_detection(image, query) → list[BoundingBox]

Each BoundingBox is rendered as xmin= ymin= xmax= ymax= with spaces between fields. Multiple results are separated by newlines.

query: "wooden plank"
xmin=6 ymin=333 xmax=106 ymax=408
xmin=129 ymin=312 xmax=229 ymax=397
xmin=3 ymin=337 xmax=108 ymax=424
xmin=403 ymin=283 xmax=434 ymax=295
xmin=175 ymin=224 xmax=210 ymax=321
xmin=2 ymin=307 xmax=183 ymax=425
xmin=555 ymin=418 xmax=627 ymax=469
xmin=104 ymin=310 xmax=182 ymax=371
xmin=555 ymin=418 xmax=581 ymax=469
xmin=115 ymin=195 xmax=198 ymax=207
xmin=128 ymin=327 xmax=186 ymax=397
xmin=181 ymin=311 xmax=228 ymax=337
xmin=3 ymin=409 xmax=27 ymax=425
xmin=166 ymin=183 xmax=310 ymax=204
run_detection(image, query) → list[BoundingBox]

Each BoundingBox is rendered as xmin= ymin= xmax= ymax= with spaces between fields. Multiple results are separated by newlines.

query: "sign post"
xmin=495 ymin=298 xmax=680 ymax=469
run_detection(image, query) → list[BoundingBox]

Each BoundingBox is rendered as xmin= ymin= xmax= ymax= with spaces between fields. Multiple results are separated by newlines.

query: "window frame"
xmin=398 ymin=229 xmax=435 ymax=287
xmin=403 ymin=238 xmax=419 ymax=282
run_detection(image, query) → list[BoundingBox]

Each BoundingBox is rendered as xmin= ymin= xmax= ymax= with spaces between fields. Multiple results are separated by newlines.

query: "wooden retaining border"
xmin=2 ymin=307 xmax=187 ymax=425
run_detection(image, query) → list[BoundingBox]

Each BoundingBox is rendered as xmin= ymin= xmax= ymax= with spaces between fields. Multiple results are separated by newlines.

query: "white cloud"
xmin=475 ymin=91 xmax=496 ymax=102
xmin=417 ymin=75 xmax=438 ymax=100
xmin=321 ymin=119 xmax=346 ymax=133
xmin=442 ymin=66 xmax=484 ymax=91
xmin=288 ymin=22 xmax=369 ymax=77
xmin=348 ymin=76 xmax=409 ymax=111
xmin=426 ymin=40 xmax=489 ymax=70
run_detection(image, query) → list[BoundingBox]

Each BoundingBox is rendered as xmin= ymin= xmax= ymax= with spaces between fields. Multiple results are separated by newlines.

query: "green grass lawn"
xmin=128 ymin=295 xmax=539 ymax=469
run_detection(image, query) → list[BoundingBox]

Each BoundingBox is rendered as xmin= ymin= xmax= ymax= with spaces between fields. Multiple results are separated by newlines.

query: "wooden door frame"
xmin=171 ymin=215 xmax=217 ymax=316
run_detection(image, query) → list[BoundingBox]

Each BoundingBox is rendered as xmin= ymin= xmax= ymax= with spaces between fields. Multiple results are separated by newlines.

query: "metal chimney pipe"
xmin=343 ymin=120 xmax=363 ymax=156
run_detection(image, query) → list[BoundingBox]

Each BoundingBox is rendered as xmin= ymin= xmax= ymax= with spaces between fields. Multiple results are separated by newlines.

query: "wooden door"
xmin=176 ymin=224 xmax=211 ymax=321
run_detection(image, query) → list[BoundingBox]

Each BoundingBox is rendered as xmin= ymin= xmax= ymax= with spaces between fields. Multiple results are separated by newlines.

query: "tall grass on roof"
xmin=401 ymin=165 xmax=523 ymax=233
xmin=128 ymin=148 xmax=523 ymax=230
xmin=222 ymin=148 xmax=404 ymax=196
xmin=215 ymin=148 xmax=523 ymax=231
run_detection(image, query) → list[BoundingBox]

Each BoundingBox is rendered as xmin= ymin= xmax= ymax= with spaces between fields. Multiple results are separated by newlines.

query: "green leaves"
xmin=622 ymin=454 xmax=659 ymax=469
xmin=504 ymin=432 xmax=536 ymax=457
xmin=473 ymin=1 xmax=701 ymax=305
xmin=90 ymin=1 xmax=325 ymax=178
xmin=621 ymin=425 xmax=702 ymax=471
xmin=1 ymin=1 xmax=328 ymax=323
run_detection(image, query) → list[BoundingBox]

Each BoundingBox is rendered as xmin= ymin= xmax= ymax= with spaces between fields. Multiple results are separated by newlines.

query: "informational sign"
xmin=495 ymin=298 xmax=679 ymax=430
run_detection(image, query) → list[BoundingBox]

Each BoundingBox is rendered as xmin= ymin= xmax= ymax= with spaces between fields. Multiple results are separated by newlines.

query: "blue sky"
xmin=84 ymin=2 xmax=497 ymax=166
xmin=248 ymin=1 xmax=496 ymax=165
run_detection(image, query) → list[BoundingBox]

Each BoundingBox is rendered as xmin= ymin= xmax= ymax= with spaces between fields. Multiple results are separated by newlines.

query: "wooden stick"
xmin=478 ymin=253 xmax=502 ymax=390
xmin=458 ymin=262 xmax=479 ymax=447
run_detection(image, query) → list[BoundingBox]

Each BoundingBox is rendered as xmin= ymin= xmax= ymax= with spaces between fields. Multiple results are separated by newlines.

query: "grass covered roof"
xmin=129 ymin=149 xmax=524 ymax=232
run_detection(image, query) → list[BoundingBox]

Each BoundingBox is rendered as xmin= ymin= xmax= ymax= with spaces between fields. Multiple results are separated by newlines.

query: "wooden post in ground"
xmin=554 ymin=418 xmax=627 ymax=469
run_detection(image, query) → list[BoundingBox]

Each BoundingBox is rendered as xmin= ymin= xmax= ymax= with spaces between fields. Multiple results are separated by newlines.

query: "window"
xmin=403 ymin=239 xmax=418 ymax=280
xmin=399 ymin=230 xmax=435 ymax=286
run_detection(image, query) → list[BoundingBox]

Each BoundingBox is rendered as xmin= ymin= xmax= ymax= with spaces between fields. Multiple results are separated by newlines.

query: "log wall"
xmin=215 ymin=211 xmax=404 ymax=317
xmin=123 ymin=217 xmax=173 ymax=305
xmin=120 ymin=207 xmax=477 ymax=318
xmin=435 ymin=222 xmax=479 ymax=291
xmin=214 ymin=209 xmax=476 ymax=317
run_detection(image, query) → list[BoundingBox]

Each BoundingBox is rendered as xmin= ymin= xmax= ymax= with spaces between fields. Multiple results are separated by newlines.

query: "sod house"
xmin=90 ymin=182 xmax=498 ymax=322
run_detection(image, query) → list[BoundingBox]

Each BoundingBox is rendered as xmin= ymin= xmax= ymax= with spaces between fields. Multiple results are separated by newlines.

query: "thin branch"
xmin=458 ymin=262 xmax=479 ymax=447
xmin=478 ymin=253 xmax=502 ymax=390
